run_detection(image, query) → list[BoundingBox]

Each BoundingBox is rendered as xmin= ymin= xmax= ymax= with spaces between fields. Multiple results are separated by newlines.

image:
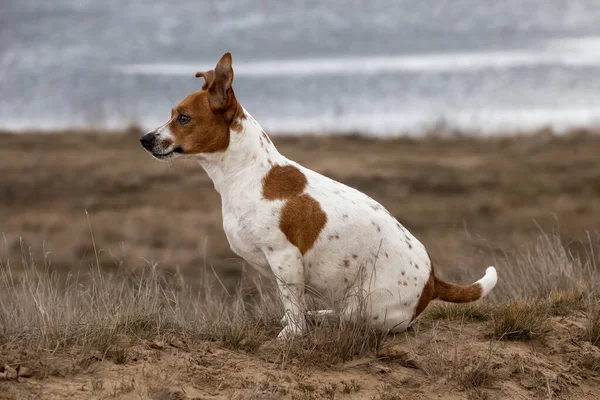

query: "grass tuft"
xmin=491 ymin=299 xmax=550 ymax=340
xmin=584 ymin=299 xmax=600 ymax=347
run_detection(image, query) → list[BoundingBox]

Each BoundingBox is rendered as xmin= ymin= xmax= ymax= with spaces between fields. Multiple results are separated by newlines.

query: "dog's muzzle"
xmin=140 ymin=133 xmax=155 ymax=151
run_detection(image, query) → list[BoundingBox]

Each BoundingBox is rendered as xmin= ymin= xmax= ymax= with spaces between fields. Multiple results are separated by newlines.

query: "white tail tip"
xmin=476 ymin=266 xmax=498 ymax=298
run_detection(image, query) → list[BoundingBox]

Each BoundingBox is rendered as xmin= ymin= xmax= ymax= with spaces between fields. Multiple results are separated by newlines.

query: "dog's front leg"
xmin=268 ymin=248 xmax=306 ymax=340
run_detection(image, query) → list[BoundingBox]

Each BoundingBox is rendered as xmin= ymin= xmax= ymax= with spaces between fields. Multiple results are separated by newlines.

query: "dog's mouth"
xmin=151 ymin=146 xmax=184 ymax=160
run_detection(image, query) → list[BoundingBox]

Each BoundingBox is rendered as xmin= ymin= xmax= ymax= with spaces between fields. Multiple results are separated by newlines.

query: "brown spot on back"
xmin=352 ymin=254 xmax=358 ymax=259
xmin=343 ymin=260 xmax=350 ymax=268
xmin=279 ymin=194 xmax=327 ymax=255
xmin=262 ymin=165 xmax=308 ymax=200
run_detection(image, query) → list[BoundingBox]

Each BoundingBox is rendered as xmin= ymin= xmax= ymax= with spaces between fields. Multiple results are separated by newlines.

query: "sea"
xmin=2 ymin=0 xmax=600 ymax=136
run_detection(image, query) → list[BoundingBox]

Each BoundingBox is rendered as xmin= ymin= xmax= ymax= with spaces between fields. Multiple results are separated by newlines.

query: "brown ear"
xmin=207 ymin=52 xmax=234 ymax=111
xmin=195 ymin=70 xmax=215 ymax=90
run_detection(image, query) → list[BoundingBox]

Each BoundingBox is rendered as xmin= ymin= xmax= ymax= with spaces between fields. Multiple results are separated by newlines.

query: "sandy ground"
xmin=1 ymin=313 xmax=599 ymax=399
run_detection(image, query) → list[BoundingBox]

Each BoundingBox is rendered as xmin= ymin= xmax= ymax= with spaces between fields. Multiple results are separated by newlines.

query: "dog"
xmin=140 ymin=52 xmax=498 ymax=339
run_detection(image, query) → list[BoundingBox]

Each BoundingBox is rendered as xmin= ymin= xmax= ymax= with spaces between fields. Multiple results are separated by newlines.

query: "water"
xmin=2 ymin=0 xmax=600 ymax=136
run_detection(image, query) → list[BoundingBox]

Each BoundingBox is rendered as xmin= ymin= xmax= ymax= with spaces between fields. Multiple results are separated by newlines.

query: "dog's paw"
xmin=276 ymin=323 xmax=305 ymax=340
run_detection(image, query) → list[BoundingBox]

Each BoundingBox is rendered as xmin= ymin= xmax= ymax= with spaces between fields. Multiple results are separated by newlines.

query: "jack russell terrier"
xmin=140 ymin=53 xmax=498 ymax=339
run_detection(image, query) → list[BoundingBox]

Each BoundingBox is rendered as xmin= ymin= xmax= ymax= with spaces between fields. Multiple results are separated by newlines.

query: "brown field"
xmin=1 ymin=128 xmax=600 ymax=399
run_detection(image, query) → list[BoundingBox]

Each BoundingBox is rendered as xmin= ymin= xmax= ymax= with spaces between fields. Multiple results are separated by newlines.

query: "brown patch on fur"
xmin=433 ymin=274 xmax=483 ymax=303
xmin=262 ymin=165 xmax=308 ymax=200
xmin=166 ymin=91 xmax=235 ymax=154
xmin=352 ymin=254 xmax=358 ymax=259
xmin=412 ymin=261 xmax=484 ymax=321
xmin=195 ymin=70 xmax=215 ymax=90
xmin=412 ymin=267 xmax=435 ymax=320
xmin=343 ymin=260 xmax=350 ymax=268
xmin=279 ymin=194 xmax=327 ymax=255
xmin=163 ymin=53 xmax=246 ymax=154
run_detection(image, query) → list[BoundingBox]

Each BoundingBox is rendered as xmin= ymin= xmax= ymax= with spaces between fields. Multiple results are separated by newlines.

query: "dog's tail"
xmin=433 ymin=266 xmax=497 ymax=303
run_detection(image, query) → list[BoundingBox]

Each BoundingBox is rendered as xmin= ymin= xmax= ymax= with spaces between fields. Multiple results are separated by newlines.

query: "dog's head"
xmin=140 ymin=52 xmax=242 ymax=160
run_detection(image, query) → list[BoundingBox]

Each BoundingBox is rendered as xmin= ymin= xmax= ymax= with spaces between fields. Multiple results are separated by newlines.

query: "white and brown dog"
xmin=140 ymin=53 xmax=498 ymax=339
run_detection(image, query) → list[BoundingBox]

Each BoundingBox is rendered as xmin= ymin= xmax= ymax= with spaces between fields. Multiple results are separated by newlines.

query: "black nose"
xmin=140 ymin=133 xmax=155 ymax=150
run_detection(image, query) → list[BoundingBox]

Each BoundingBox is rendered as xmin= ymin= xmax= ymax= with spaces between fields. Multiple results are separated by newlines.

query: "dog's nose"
xmin=140 ymin=133 xmax=155 ymax=150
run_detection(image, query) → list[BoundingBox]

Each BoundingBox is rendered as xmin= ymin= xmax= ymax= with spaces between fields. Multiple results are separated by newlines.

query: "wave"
xmin=113 ymin=37 xmax=600 ymax=77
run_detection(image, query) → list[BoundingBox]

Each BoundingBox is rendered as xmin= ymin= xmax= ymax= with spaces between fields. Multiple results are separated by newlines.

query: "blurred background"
xmin=3 ymin=0 xmax=600 ymax=134
xmin=1 ymin=1 xmax=600 ymax=290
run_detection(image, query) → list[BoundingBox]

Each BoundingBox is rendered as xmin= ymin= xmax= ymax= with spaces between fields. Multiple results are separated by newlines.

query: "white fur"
xmin=476 ymin=267 xmax=498 ymax=298
xmin=151 ymin=107 xmax=497 ymax=339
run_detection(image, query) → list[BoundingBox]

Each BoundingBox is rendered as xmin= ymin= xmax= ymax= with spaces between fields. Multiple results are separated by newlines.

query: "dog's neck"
xmin=197 ymin=107 xmax=283 ymax=196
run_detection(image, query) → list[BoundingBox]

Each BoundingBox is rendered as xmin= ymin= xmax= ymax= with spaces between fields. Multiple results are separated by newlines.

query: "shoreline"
xmin=1 ymin=125 xmax=600 ymax=140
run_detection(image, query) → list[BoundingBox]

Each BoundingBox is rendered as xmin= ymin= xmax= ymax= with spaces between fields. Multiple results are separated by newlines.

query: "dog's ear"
xmin=195 ymin=70 xmax=214 ymax=91
xmin=207 ymin=52 xmax=234 ymax=112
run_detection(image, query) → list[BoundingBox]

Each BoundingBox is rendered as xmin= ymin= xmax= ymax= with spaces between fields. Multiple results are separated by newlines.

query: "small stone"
xmin=17 ymin=366 xmax=33 ymax=378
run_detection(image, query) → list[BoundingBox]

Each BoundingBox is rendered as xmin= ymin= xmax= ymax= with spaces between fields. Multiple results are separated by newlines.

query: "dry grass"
xmin=585 ymin=298 xmax=600 ymax=347
xmin=490 ymin=298 xmax=551 ymax=340
xmin=0 ymin=240 xmax=597 ymax=398
xmin=0 ymin=230 xmax=597 ymax=359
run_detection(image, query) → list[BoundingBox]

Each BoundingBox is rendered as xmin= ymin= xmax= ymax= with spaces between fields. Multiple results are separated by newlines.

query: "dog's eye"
xmin=177 ymin=114 xmax=191 ymax=125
